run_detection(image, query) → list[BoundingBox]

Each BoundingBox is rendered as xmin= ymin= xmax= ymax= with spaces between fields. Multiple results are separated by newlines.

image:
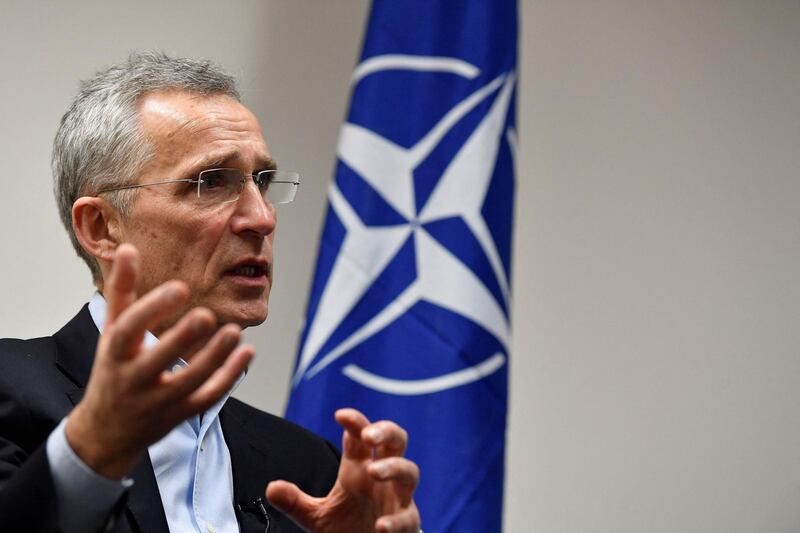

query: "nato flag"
xmin=286 ymin=1 xmax=517 ymax=531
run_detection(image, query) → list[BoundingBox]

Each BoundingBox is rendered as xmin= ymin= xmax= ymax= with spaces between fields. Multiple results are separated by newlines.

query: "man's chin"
xmin=238 ymin=312 xmax=268 ymax=329
xmin=218 ymin=303 xmax=269 ymax=329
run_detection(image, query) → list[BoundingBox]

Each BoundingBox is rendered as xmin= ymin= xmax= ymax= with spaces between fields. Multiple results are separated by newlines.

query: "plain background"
xmin=1 ymin=1 xmax=799 ymax=531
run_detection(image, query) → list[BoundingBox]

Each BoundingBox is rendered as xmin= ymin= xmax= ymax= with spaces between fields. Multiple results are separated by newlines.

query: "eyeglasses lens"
xmin=197 ymin=169 xmax=241 ymax=205
xmin=197 ymin=169 xmax=299 ymax=206
xmin=257 ymin=170 xmax=299 ymax=205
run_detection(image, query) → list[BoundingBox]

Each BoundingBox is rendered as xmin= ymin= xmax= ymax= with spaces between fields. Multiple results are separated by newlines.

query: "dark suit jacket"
xmin=0 ymin=306 xmax=340 ymax=533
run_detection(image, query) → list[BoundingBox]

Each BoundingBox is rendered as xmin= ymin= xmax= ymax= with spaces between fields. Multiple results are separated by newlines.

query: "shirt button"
xmin=207 ymin=523 xmax=216 ymax=533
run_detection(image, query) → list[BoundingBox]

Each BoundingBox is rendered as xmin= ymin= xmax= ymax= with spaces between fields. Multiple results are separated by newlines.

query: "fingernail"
xmin=365 ymin=427 xmax=383 ymax=443
xmin=382 ymin=518 xmax=394 ymax=532
xmin=372 ymin=462 xmax=389 ymax=478
xmin=223 ymin=330 xmax=239 ymax=348
xmin=191 ymin=312 xmax=209 ymax=333
xmin=191 ymin=315 xmax=209 ymax=333
xmin=165 ymin=283 xmax=182 ymax=303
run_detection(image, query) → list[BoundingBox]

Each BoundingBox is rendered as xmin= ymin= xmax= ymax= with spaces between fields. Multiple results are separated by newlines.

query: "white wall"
xmin=1 ymin=1 xmax=798 ymax=532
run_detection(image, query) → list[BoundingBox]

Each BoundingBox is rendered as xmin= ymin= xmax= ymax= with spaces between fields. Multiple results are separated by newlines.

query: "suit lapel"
xmin=53 ymin=305 xmax=97 ymax=390
xmin=221 ymin=402 xmax=272 ymax=533
xmin=125 ymin=455 xmax=169 ymax=533
xmin=53 ymin=306 xmax=170 ymax=533
xmin=224 ymin=401 xmax=316 ymax=533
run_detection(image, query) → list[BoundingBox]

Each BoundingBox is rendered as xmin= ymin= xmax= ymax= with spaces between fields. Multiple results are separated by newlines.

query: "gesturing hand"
xmin=267 ymin=408 xmax=421 ymax=533
xmin=65 ymin=243 xmax=254 ymax=479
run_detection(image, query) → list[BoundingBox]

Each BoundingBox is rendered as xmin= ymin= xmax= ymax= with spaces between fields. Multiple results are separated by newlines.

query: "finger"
xmin=265 ymin=480 xmax=321 ymax=532
xmin=369 ymin=457 xmax=419 ymax=488
xmin=133 ymin=308 xmax=221 ymax=380
xmin=335 ymin=408 xmax=373 ymax=460
xmin=362 ymin=420 xmax=408 ymax=458
xmin=368 ymin=457 xmax=419 ymax=506
xmin=376 ymin=506 xmax=421 ymax=533
xmin=158 ymin=323 xmax=242 ymax=398
xmin=105 ymin=243 xmax=140 ymax=325
xmin=102 ymin=280 xmax=189 ymax=361
xmin=181 ymin=344 xmax=254 ymax=415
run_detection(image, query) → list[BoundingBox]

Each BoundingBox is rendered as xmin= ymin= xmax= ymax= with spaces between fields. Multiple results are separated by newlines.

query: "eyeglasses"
xmin=96 ymin=168 xmax=300 ymax=207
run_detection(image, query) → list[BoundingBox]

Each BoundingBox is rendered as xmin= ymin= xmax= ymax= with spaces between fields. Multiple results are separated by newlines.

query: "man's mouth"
xmin=227 ymin=262 xmax=270 ymax=279
xmin=231 ymin=265 xmax=266 ymax=277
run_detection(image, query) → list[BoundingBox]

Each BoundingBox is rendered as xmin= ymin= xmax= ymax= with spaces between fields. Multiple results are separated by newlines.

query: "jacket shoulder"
xmin=0 ymin=335 xmax=57 ymax=353
xmin=0 ymin=336 xmax=70 ymax=451
xmin=0 ymin=336 xmax=60 ymax=379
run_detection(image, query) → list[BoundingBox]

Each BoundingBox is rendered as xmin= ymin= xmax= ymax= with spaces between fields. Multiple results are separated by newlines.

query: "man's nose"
xmin=230 ymin=179 xmax=276 ymax=236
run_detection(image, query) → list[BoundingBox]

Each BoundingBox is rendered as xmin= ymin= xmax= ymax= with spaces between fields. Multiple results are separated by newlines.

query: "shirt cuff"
xmin=46 ymin=417 xmax=134 ymax=533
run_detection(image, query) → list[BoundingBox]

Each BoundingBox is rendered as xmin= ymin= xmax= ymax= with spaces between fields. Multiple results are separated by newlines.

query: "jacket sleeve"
xmin=0 ymin=339 xmax=131 ymax=533
xmin=0 ymin=371 xmax=59 ymax=532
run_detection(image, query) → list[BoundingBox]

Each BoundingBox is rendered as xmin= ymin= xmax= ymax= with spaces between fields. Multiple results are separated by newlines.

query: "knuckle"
xmin=105 ymin=325 xmax=134 ymax=354
xmin=392 ymin=509 xmax=417 ymax=531
xmin=105 ymin=321 xmax=127 ymax=340
xmin=376 ymin=420 xmax=401 ymax=435
xmin=377 ymin=421 xmax=408 ymax=446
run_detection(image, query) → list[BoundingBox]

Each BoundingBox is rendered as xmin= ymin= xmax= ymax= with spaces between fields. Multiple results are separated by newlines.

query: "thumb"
xmin=266 ymin=480 xmax=320 ymax=530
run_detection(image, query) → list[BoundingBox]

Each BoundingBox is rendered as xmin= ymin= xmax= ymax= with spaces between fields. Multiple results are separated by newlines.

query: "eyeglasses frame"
xmin=95 ymin=168 xmax=300 ymax=205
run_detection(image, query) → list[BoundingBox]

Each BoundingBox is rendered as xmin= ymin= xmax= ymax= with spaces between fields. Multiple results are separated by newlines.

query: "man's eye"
xmin=203 ymin=174 xmax=223 ymax=189
xmin=255 ymin=172 xmax=272 ymax=191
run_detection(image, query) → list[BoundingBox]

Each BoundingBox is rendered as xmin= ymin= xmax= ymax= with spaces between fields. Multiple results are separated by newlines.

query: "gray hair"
xmin=52 ymin=51 xmax=241 ymax=282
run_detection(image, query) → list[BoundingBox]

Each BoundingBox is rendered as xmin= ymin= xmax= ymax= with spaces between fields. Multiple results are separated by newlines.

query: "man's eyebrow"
xmin=260 ymin=158 xmax=278 ymax=171
xmin=194 ymin=154 xmax=228 ymax=171
xmin=191 ymin=154 xmax=278 ymax=172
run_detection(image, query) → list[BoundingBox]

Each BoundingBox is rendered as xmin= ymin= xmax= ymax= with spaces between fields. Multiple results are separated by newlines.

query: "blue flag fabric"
xmin=286 ymin=1 xmax=517 ymax=531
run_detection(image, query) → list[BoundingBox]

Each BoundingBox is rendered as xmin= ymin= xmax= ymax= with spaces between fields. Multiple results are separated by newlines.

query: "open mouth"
xmin=228 ymin=264 xmax=268 ymax=278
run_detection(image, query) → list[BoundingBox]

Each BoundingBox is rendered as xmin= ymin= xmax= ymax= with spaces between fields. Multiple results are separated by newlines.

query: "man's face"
xmin=116 ymin=90 xmax=276 ymax=329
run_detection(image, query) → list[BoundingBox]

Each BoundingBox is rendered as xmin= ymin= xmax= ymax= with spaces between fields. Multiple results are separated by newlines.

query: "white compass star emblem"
xmin=294 ymin=56 xmax=516 ymax=395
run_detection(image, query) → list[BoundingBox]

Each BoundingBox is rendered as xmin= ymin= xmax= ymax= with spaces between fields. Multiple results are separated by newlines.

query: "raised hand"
xmin=65 ymin=243 xmax=254 ymax=479
xmin=267 ymin=408 xmax=421 ymax=533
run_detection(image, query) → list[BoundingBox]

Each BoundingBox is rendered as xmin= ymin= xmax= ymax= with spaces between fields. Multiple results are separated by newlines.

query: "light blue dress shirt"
xmin=46 ymin=293 xmax=243 ymax=533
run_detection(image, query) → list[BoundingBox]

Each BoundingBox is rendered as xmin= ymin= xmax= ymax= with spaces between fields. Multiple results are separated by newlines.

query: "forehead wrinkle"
xmin=181 ymin=120 xmax=264 ymax=151
xmin=177 ymin=115 xmax=209 ymax=136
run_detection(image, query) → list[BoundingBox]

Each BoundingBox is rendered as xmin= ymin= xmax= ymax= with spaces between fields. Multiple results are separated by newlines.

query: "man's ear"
xmin=72 ymin=196 xmax=121 ymax=264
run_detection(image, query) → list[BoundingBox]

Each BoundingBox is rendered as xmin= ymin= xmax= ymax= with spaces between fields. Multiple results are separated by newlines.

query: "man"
xmin=0 ymin=52 xmax=421 ymax=533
